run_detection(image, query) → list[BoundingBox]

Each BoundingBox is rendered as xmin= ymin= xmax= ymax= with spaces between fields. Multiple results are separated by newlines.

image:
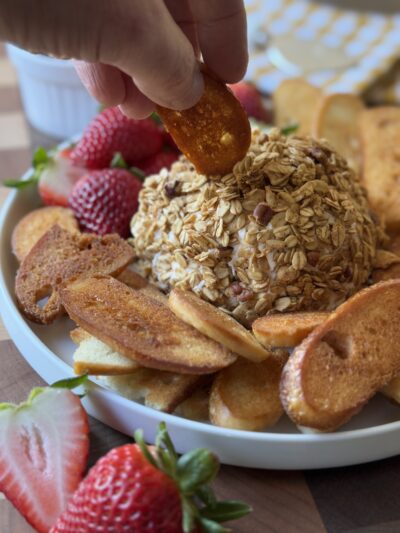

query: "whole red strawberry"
xmin=229 ymin=82 xmax=272 ymax=122
xmin=52 ymin=444 xmax=182 ymax=533
xmin=52 ymin=423 xmax=251 ymax=533
xmin=70 ymin=107 xmax=163 ymax=169
xmin=69 ymin=168 xmax=142 ymax=237
xmin=140 ymin=151 xmax=180 ymax=176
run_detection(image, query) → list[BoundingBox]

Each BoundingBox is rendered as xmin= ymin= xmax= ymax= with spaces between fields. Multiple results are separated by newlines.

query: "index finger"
xmin=189 ymin=0 xmax=248 ymax=83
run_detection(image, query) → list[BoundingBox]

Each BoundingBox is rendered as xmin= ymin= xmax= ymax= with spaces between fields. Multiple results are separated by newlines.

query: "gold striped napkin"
xmin=245 ymin=0 xmax=400 ymax=103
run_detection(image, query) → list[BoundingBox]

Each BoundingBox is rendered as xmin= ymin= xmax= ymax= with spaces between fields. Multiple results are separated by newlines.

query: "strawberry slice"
xmin=0 ymin=387 xmax=89 ymax=533
xmin=4 ymin=146 xmax=86 ymax=208
xmin=38 ymin=147 xmax=87 ymax=207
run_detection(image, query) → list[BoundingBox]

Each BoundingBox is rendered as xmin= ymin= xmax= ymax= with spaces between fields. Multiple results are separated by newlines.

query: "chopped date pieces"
xmin=164 ymin=180 xmax=180 ymax=199
xmin=231 ymin=282 xmax=243 ymax=295
xmin=238 ymin=289 xmax=253 ymax=302
xmin=219 ymin=246 xmax=233 ymax=257
xmin=307 ymin=252 xmax=320 ymax=267
xmin=253 ymin=203 xmax=274 ymax=225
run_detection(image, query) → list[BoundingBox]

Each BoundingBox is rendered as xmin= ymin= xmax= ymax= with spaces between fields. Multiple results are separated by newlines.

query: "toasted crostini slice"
xmin=169 ymin=289 xmax=270 ymax=362
xmin=252 ymin=311 xmax=329 ymax=348
xmin=60 ymin=275 xmax=236 ymax=375
xmin=210 ymin=352 xmax=288 ymax=431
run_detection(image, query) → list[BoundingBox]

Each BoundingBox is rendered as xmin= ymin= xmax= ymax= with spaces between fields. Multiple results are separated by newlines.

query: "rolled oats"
xmin=131 ymin=128 xmax=383 ymax=326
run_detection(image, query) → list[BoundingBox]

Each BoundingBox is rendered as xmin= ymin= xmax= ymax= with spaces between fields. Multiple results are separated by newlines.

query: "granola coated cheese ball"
xmin=131 ymin=128 xmax=382 ymax=326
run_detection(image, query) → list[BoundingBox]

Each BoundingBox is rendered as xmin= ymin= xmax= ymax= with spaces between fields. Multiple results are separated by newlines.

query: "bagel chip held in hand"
xmin=156 ymin=72 xmax=251 ymax=176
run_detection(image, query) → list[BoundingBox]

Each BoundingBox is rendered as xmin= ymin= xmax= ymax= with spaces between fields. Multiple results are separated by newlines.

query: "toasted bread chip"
xmin=381 ymin=376 xmax=400 ymax=404
xmin=312 ymin=93 xmax=364 ymax=172
xmin=118 ymin=268 xmax=168 ymax=304
xmin=273 ymin=78 xmax=322 ymax=136
xmin=210 ymin=352 xmax=288 ymax=431
xmin=372 ymin=236 xmax=400 ymax=283
xmin=98 ymin=372 xmax=204 ymax=413
xmin=168 ymin=289 xmax=269 ymax=362
xmin=373 ymin=264 xmax=400 ymax=283
xmin=175 ymin=383 xmax=211 ymax=421
xmin=359 ymin=107 xmax=400 ymax=231
xmin=12 ymin=206 xmax=79 ymax=262
xmin=388 ymin=233 xmax=400 ymax=257
xmin=60 ymin=275 xmax=236 ymax=374
xmin=156 ymin=72 xmax=251 ymax=176
xmin=281 ymin=280 xmax=400 ymax=431
xmin=253 ymin=311 xmax=330 ymax=348
xmin=15 ymin=225 xmax=134 ymax=324
xmin=70 ymin=327 xmax=91 ymax=344
xmin=372 ymin=250 xmax=400 ymax=283
xmin=73 ymin=334 xmax=139 ymax=375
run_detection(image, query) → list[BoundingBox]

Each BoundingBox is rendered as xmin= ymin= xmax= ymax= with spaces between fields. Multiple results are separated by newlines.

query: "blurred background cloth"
xmin=245 ymin=0 xmax=400 ymax=103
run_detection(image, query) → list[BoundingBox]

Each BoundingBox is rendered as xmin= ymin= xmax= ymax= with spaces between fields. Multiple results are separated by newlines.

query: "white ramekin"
xmin=6 ymin=44 xmax=98 ymax=139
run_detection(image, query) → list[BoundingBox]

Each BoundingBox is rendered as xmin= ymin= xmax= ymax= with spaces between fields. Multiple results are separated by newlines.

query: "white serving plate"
xmin=2 ymin=173 xmax=400 ymax=470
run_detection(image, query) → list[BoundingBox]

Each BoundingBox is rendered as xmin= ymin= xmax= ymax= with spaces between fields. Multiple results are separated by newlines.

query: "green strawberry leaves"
xmin=32 ymin=146 xmax=50 ymax=167
xmin=135 ymin=422 xmax=252 ymax=533
xmin=110 ymin=151 xmax=146 ymax=181
xmin=4 ymin=146 xmax=50 ymax=188
xmin=51 ymin=374 xmax=88 ymax=390
xmin=201 ymin=501 xmax=252 ymax=522
xmin=281 ymin=123 xmax=299 ymax=136
xmin=177 ymin=448 xmax=219 ymax=493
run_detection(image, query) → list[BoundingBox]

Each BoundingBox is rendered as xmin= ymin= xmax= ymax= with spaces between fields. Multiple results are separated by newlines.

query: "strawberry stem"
xmin=134 ymin=429 xmax=158 ymax=469
xmin=150 ymin=112 xmax=162 ymax=126
xmin=51 ymin=374 xmax=88 ymax=390
xmin=135 ymin=423 xmax=252 ymax=533
xmin=281 ymin=122 xmax=299 ymax=136
xmin=110 ymin=152 xmax=129 ymax=169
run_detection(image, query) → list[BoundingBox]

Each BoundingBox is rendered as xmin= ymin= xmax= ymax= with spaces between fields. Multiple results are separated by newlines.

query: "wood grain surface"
xmin=1 ymin=41 xmax=400 ymax=533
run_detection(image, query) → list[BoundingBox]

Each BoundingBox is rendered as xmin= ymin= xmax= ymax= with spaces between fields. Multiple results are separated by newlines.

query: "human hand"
xmin=1 ymin=0 xmax=248 ymax=118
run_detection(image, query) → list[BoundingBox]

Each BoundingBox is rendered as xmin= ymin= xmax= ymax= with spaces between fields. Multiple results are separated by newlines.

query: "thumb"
xmin=0 ymin=0 xmax=203 ymax=111
xmin=98 ymin=0 xmax=204 ymax=110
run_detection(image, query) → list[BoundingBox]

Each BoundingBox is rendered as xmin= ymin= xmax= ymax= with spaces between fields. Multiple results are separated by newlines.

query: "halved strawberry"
xmin=38 ymin=147 xmax=87 ymax=207
xmin=0 ymin=387 xmax=89 ymax=533
xmin=4 ymin=146 xmax=86 ymax=207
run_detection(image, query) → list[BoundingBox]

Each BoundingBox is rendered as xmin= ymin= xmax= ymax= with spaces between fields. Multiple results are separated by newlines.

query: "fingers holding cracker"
xmin=156 ymin=71 xmax=251 ymax=176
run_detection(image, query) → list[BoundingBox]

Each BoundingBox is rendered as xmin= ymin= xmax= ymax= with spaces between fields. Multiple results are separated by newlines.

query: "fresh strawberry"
xmin=162 ymin=129 xmax=179 ymax=152
xmin=52 ymin=423 xmax=251 ymax=533
xmin=229 ymin=81 xmax=272 ymax=122
xmin=38 ymin=147 xmax=87 ymax=206
xmin=139 ymin=150 xmax=180 ymax=176
xmin=70 ymin=107 xmax=163 ymax=169
xmin=150 ymin=111 xmax=179 ymax=152
xmin=69 ymin=168 xmax=142 ymax=237
xmin=4 ymin=146 xmax=86 ymax=207
xmin=0 ymin=385 xmax=89 ymax=533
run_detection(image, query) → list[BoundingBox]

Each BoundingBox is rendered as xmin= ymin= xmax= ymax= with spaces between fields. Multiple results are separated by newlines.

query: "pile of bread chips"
xmin=11 ymin=73 xmax=400 ymax=433
xmin=11 ymin=206 xmax=400 ymax=433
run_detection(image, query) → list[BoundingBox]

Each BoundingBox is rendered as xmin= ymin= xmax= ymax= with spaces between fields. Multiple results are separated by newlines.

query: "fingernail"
xmin=168 ymin=68 xmax=204 ymax=111
xmin=190 ymin=69 xmax=205 ymax=105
